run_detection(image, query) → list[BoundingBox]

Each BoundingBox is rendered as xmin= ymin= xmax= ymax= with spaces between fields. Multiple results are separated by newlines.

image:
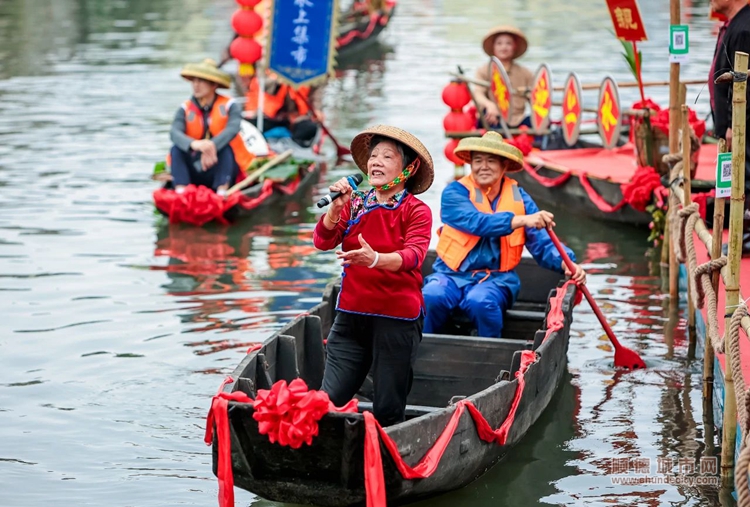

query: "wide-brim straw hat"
xmin=453 ymin=131 xmax=524 ymax=173
xmin=350 ymin=125 xmax=434 ymax=195
xmin=180 ymin=58 xmax=232 ymax=89
xmin=482 ymin=25 xmax=528 ymax=60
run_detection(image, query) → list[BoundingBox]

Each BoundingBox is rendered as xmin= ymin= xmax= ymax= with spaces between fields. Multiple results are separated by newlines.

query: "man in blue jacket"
xmin=423 ymin=131 xmax=586 ymax=338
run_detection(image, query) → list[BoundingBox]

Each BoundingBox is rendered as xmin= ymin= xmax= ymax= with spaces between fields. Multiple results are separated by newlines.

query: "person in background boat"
xmin=242 ymin=68 xmax=322 ymax=148
xmin=472 ymin=25 xmax=533 ymax=129
xmin=169 ymin=59 xmax=255 ymax=196
xmin=313 ymin=125 xmax=433 ymax=426
xmin=422 ymin=131 xmax=586 ymax=338
xmin=708 ymin=0 xmax=750 ymax=253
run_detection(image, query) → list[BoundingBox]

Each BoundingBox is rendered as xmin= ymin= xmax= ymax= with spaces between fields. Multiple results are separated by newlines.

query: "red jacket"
xmin=313 ymin=193 xmax=432 ymax=320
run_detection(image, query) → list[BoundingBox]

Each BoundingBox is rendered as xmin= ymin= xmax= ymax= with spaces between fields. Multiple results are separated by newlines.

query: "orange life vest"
xmin=244 ymin=77 xmax=310 ymax=120
xmin=436 ymin=175 xmax=526 ymax=272
xmin=182 ymin=95 xmax=255 ymax=173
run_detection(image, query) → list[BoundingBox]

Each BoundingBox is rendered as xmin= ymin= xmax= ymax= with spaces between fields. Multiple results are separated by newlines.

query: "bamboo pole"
xmin=226 ymin=149 xmax=293 ymax=195
xmin=668 ymin=85 xmax=686 ymax=302
xmin=682 ymin=101 xmax=697 ymax=359
xmin=449 ymin=73 xmax=705 ymax=93
xmin=704 ymin=139 xmax=727 ymax=448
xmin=720 ymin=51 xmax=748 ymax=489
xmin=664 ymin=0 xmax=681 ymax=298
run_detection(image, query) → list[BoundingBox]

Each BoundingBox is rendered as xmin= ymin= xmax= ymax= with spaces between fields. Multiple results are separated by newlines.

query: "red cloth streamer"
xmin=620 ymin=165 xmax=662 ymax=212
xmin=204 ymin=378 xmax=357 ymax=507
xmin=505 ymin=129 xmax=533 ymax=156
xmin=362 ymin=350 xmax=538 ymax=507
xmin=337 ymin=13 xmax=379 ymax=47
xmin=524 ymin=162 xmax=573 ymax=188
xmin=578 ymin=174 xmax=627 ymax=213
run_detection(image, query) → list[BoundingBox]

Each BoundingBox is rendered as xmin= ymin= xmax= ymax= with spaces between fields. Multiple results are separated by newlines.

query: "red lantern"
xmin=444 ymin=139 xmax=464 ymax=166
xmin=443 ymin=111 xmax=475 ymax=133
xmin=442 ymin=82 xmax=471 ymax=111
xmin=230 ymin=37 xmax=262 ymax=64
xmin=232 ymin=9 xmax=263 ymax=37
xmin=236 ymin=0 xmax=261 ymax=7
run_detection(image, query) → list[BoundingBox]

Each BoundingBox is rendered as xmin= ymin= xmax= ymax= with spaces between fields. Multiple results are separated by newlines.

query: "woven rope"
xmin=694 ymin=257 xmax=728 ymax=354
xmin=729 ymin=306 xmax=750 ymax=437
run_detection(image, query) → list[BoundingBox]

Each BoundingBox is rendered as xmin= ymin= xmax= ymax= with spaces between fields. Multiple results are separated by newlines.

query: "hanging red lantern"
xmin=444 ymin=138 xmax=464 ymax=166
xmin=443 ymin=111 xmax=475 ymax=133
xmin=230 ymin=37 xmax=262 ymax=65
xmin=236 ymin=0 xmax=261 ymax=7
xmin=442 ymin=81 xmax=471 ymax=111
xmin=232 ymin=9 xmax=263 ymax=36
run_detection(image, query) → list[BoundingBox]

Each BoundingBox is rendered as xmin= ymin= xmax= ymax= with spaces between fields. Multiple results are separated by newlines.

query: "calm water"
xmin=0 ymin=0 xmax=724 ymax=506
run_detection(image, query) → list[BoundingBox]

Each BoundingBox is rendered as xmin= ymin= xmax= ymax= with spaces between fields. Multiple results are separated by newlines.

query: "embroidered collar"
xmin=349 ymin=189 xmax=407 ymax=222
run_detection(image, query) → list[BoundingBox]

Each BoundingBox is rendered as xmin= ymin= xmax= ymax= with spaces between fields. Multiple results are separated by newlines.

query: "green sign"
xmin=716 ymin=152 xmax=732 ymax=198
xmin=669 ymin=25 xmax=689 ymax=63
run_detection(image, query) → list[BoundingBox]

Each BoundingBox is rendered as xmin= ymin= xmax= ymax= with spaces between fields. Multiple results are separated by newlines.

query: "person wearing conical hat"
xmin=473 ymin=25 xmax=534 ymax=129
xmin=168 ymin=58 xmax=255 ymax=196
xmin=422 ymin=131 xmax=586 ymax=338
xmin=313 ymin=125 xmax=434 ymax=426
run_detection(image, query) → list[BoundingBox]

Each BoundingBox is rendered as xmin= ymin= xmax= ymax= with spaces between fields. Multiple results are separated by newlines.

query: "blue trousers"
xmin=423 ymin=274 xmax=512 ymax=338
xmin=170 ymin=145 xmax=238 ymax=191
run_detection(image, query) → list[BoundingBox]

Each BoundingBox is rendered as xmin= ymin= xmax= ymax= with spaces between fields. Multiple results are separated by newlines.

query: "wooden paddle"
xmin=547 ymin=226 xmax=647 ymax=370
xmin=226 ymin=149 xmax=293 ymax=196
xmin=298 ymin=94 xmax=352 ymax=159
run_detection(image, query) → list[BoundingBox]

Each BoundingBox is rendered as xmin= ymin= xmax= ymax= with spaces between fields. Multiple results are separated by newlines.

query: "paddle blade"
xmin=614 ymin=345 xmax=647 ymax=370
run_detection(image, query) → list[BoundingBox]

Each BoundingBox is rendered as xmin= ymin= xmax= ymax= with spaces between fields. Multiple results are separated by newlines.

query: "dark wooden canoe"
xmin=336 ymin=4 xmax=395 ymax=59
xmin=209 ymin=252 xmax=578 ymax=505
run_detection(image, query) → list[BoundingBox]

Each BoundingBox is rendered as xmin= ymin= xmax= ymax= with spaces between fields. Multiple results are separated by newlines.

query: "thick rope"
xmin=730 ymin=305 xmax=750 ymax=507
xmin=728 ymin=305 xmax=749 ymax=434
xmin=693 ymin=256 xmax=727 ymax=354
xmin=679 ymin=203 xmax=700 ymax=278
xmin=694 ymin=257 xmax=729 ymax=354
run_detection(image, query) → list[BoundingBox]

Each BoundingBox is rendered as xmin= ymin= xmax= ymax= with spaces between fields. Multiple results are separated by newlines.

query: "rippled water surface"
xmin=0 ymin=0 xmax=726 ymax=505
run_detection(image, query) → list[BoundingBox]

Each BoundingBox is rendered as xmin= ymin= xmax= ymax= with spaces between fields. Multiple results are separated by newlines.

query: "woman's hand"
xmin=484 ymin=103 xmax=501 ymax=124
xmin=327 ymin=177 xmax=354 ymax=217
xmin=336 ymin=234 xmax=377 ymax=268
xmin=563 ymin=262 xmax=586 ymax=284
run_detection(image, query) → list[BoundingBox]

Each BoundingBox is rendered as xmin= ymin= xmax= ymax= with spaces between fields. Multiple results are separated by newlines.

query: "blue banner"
xmin=266 ymin=0 xmax=338 ymax=87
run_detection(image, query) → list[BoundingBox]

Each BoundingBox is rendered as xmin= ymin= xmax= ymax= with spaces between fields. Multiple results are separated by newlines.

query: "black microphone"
xmin=316 ymin=173 xmax=363 ymax=208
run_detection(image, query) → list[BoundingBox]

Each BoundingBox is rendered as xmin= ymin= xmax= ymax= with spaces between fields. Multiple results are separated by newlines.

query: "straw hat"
xmin=453 ymin=131 xmax=524 ymax=173
xmin=482 ymin=25 xmax=528 ymax=59
xmin=350 ymin=125 xmax=434 ymax=195
xmin=180 ymin=58 xmax=232 ymax=89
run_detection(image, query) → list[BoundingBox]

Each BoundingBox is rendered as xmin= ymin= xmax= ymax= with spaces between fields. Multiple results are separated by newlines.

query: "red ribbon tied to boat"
xmin=620 ymin=165 xmax=662 ymax=212
xmin=153 ymin=185 xmax=241 ymax=226
xmin=253 ymin=378 xmax=358 ymax=449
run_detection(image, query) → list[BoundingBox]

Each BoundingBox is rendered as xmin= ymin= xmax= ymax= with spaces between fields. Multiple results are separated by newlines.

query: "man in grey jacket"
xmin=170 ymin=59 xmax=250 ymax=196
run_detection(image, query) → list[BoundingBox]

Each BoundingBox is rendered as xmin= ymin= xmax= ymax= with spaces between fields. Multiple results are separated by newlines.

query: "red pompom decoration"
xmin=443 ymin=111 xmax=475 ymax=133
xmin=442 ymin=81 xmax=471 ymax=110
xmin=232 ymin=9 xmax=263 ymax=37
xmin=230 ymin=36 xmax=262 ymax=64
xmin=444 ymin=138 xmax=464 ymax=165
xmin=236 ymin=0 xmax=261 ymax=7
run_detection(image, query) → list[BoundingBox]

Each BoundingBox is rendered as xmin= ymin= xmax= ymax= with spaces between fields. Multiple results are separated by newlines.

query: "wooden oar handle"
xmin=546 ymin=226 xmax=622 ymax=347
xmin=226 ymin=149 xmax=293 ymax=196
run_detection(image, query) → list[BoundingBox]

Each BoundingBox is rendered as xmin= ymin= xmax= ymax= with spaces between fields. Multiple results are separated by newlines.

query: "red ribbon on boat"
xmin=619 ymin=165 xmax=662 ymax=212
xmin=337 ymin=13 xmax=380 ymax=47
xmin=524 ymin=162 xmax=573 ymax=188
xmin=363 ymin=350 xmax=537 ymax=507
xmin=205 ymin=378 xmax=357 ymax=507
xmin=578 ymin=173 xmax=627 ymax=213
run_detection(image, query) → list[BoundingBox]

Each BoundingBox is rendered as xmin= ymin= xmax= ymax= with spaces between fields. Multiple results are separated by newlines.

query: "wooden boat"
xmin=153 ymin=121 xmax=326 ymax=225
xmin=510 ymin=141 xmax=719 ymax=227
xmin=336 ymin=1 xmax=396 ymax=60
xmin=206 ymin=251 xmax=578 ymax=506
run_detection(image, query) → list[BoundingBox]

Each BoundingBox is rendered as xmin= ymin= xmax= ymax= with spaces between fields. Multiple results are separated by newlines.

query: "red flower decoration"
xmin=621 ymin=165 xmax=662 ymax=212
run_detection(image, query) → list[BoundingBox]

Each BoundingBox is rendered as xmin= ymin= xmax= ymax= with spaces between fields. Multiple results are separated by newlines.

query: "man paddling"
xmin=169 ymin=59 xmax=254 ymax=196
xmin=422 ymin=131 xmax=586 ymax=338
xmin=708 ymin=0 xmax=750 ymax=253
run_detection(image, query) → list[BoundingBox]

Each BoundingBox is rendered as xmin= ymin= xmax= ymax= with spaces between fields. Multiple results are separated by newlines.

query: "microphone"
xmin=316 ymin=173 xmax=363 ymax=208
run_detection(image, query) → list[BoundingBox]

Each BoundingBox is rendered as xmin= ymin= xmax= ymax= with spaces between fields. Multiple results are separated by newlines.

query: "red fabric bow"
xmin=506 ymin=128 xmax=533 ymax=156
xmin=620 ymin=165 xmax=662 ymax=212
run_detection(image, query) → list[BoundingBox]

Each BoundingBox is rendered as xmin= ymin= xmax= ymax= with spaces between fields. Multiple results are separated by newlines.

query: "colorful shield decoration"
xmin=561 ymin=73 xmax=582 ymax=147
xmin=597 ymin=76 xmax=622 ymax=149
xmin=530 ymin=64 xmax=552 ymax=132
xmin=489 ymin=56 xmax=513 ymax=124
